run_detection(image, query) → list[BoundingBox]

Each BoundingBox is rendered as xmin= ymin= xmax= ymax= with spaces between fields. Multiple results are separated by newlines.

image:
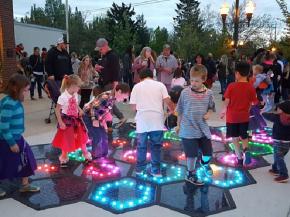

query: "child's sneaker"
xmin=201 ymin=164 xmax=213 ymax=176
xmin=243 ymin=150 xmax=252 ymax=165
xmin=185 ymin=171 xmax=204 ymax=186
xmin=274 ymin=175 xmax=289 ymax=183
xmin=19 ymin=184 xmax=40 ymax=193
xmin=268 ymin=169 xmax=279 ymax=176
xmin=0 ymin=188 xmax=6 ymax=197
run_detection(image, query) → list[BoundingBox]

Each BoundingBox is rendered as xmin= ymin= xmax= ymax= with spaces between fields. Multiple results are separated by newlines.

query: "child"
xmin=221 ymin=62 xmax=258 ymax=167
xmin=52 ymin=74 xmax=91 ymax=167
xmin=262 ymin=101 xmax=290 ymax=183
xmin=171 ymin=68 xmax=187 ymax=88
xmin=176 ymin=65 xmax=215 ymax=185
xmin=130 ymin=69 xmax=174 ymax=177
xmin=0 ymin=74 xmax=40 ymax=196
xmin=83 ymin=83 xmax=130 ymax=160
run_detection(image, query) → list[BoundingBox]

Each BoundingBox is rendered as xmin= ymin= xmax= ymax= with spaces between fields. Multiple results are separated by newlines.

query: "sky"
xmin=12 ymin=0 xmax=285 ymax=31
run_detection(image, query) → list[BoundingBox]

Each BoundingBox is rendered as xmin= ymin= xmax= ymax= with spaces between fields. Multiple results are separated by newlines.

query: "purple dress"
xmin=249 ymin=105 xmax=267 ymax=131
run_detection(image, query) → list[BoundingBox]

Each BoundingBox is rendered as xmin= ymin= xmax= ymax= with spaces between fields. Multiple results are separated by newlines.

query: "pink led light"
xmin=37 ymin=164 xmax=57 ymax=173
xmin=178 ymin=153 xmax=186 ymax=161
xmin=251 ymin=134 xmax=273 ymax=144
xmin=211 ymin=134 xmax=232 ymax=142
xmin=85 ymin=163 xmax=120 ymax=178
xmin=218 ymin=153 xmax=258 ymax=167
xmin=112 ymin=138 xmax=128 ymax=147
xmin=122 ymin=150 xmax=151 ymax=163
xmin=162 ymin=142 xmax=172 ymax=149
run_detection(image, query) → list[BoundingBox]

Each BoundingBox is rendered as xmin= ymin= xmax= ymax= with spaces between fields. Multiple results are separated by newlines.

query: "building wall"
xmin=0 ymin=0 xmax=17 ymax=92
xmin=14 ymin=22 xmax=65 ymax=55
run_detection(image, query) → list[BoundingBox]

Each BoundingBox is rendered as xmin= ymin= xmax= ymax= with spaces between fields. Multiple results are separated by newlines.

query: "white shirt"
xmin=130 ymin=79 xmax=169 ymax=133
xmin=57 ymin=89 xmax=79 ymax=115
xmin=171 ymin=77 xmax=186 ymax=88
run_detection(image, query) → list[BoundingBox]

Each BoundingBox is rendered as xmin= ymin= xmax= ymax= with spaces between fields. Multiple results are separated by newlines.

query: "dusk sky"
xmin=13 ymin=0 xmax=284 ymax=31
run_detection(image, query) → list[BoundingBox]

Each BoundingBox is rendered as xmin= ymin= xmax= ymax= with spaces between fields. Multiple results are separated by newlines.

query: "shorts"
xmin=182 ymin=137 xmax=213 ymax=158
xmin=226 ymin=122 xmax=249 ymax=139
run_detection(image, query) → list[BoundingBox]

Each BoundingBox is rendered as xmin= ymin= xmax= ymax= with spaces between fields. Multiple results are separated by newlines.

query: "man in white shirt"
xmin=130 ymin=69 xmax=174 ymax=177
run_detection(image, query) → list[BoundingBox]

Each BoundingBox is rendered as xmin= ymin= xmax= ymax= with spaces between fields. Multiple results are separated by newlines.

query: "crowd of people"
xmin=0 ymin=37 xmax=290 ymax=197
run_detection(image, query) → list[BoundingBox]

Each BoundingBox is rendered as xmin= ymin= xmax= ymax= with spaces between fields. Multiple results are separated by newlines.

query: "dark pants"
xmin=83 ymin=114 xmax=108 ymax=158
xmin=219 ymin=79 xmax=227 ymax=94
xmin=136 ymin=131 xmax=163 ymax=174
xmin=272 ymin=141 xmax=289 ymax=177
xmin=123 ymin=73 xmax=133 ymax=90
xmin=30 ymin=74 xmax=43 ymax=98
xmin=79 ymin=88 xmax=92 ymax=109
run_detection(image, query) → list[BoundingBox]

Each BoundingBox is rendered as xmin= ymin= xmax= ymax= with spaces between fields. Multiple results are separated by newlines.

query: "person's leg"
xmin=149 ymin=131 xmax=163 ymax=175
xmin=136 ymin=132 xmax=148 ymax=173
xmin=227 ymin=123 xmax=242 ymax=165
xmin=239 ymin=122 xmax=251 ymax=165
xmin=200 ymin=137 xmax=213 ymax=176
xmin=274 ymin=142 xmax=289 ymax=181
xmin=19 ymin=177 xmax=40 ymax=192
xmin=100 ymin=127 xmax=109 ymax=157
xmin=30 ymin=77 xmax=36 ymax=100
xmin=36 ymin=74 xmax=43 ymax=98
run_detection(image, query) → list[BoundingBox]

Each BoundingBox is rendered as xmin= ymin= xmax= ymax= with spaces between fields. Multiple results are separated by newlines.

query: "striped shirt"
xmin=0 ymin=95 xmax=24 ymax=146
xmin=176 ymin=87 xmax=215 ymax=139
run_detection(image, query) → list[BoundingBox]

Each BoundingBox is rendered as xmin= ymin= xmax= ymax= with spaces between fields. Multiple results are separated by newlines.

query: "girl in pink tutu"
xmin=52 ymin=75 xmax=91 ymax=167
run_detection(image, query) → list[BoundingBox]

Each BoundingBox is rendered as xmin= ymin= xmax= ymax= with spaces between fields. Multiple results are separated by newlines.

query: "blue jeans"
xmin=219 ymin=79 xmax=227 ymax=94
xmin=272 ymin=141 xmax=289 ymax=177
xmin=136 ymin=131 xmax=164 ymax=174
xmin=83 ymin=114 xmax=108 ymax=158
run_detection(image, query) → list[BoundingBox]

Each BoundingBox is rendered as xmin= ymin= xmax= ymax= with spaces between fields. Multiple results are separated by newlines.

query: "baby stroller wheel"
xmin=45 ymin=118 xmax=51 ymax=124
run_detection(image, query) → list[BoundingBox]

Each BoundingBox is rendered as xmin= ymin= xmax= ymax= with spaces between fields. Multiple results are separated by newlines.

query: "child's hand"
xmin=10 ymin=144 xmax=20 ymax=153
xmin=220 ymin=111 xmax=226 ymax=119
xmin=204 ymin=112 xmax=210 ymax=120
xmin=59 ymin=122 xmax=66 ymax=130
xmin=79 ymin=109 xmax=84 ymax=117
xmin=175 ymin=126 xmax=180 ymax=134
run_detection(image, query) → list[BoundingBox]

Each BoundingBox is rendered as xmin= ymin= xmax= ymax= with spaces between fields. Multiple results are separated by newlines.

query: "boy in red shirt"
xmin=221 ymin=62 xmax=258 ymax=167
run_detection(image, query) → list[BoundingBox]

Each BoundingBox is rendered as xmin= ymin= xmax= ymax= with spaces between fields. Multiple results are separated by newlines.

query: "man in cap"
xmin=94 ymin=38 xmax=126 ymax=128
xmin=46 ymin=37 xmax=72 ymax=86
xmin=156 ymin=44 xmax=178 ymax=91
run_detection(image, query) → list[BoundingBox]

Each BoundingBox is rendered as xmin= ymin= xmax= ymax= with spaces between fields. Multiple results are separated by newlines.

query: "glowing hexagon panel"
xmin=215 ymin=152 xmax=270 ymax=170
xmin=111 ymin=138 xmax=129 ymax=148
xmin=159 ymin=182 xmax=236 ymax=216
xmin=196 ymin=164 xmax=256 ymax=189
xmin=128 ymin=130 xmax=181 ymax=142
xmin=133 ymin=163 xmax=186 ymax=185
xmin=228 ymin=141 xmax=273 ymax=157
xmin=87 ymin=178 xmax=156 ymax=214
xmin=73 ymin=160 xmax=131 ymax=182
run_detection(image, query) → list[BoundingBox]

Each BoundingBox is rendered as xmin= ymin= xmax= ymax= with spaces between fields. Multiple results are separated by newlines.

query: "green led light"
xmin=128 ymin=130 xmax=181 ymax=142
xmin=228 ymin=141 xmax=273 ymax=156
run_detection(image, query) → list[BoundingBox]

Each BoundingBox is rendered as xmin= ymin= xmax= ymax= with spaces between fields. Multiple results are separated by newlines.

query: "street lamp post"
xmin=65 ymin=0 xmax=69 ymax=52
xmin=220 ymin=0 xmax=255 ymax=49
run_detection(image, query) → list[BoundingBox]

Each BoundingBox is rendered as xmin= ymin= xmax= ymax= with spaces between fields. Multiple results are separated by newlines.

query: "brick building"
xmin=0 ymin=0 xmax=17 ymax=92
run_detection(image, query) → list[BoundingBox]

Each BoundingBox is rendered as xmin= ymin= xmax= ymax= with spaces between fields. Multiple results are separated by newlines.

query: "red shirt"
xmin=224 ymin=82 xmax=257 ymax=123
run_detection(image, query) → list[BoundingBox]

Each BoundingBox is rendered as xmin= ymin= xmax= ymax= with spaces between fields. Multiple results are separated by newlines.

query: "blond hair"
xmin=190 ymin=64 xmax=208 ymax=81
xmin=60 ymin=74 xmax=82 ymax=92
xmin=252 ymin=64 xmax=263 ymax=73
xmin=139 ymin=47 xmax=152 ymax=60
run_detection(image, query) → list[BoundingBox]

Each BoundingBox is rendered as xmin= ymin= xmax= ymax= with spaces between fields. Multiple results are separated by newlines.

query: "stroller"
xmin=43 ymin=79 xmax=61 ymax=123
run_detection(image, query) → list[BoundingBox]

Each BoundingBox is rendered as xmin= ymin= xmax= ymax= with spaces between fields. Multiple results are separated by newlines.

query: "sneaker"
xmin=0 ymin=188 xmax=6 ymax=197
xmin=185 ymin=172 xmax=204 ymax=186
xmin=268 ymin=169 xmax=279 ymax=176
xmin=274 ymin=175 xmax=289 ymax=183
xmin=201 ymin=164 xmax=213 ymax=176
xmin=135 ymin=170 xmax=145 ymax=176
xmin=19 ymin=184 xmax=40 ymax=193
xmin=237 ymin=158 xmax=243 ymax=167
xmin=31 ymin=97 xmax=36 ymax=100
xmin=243 ymin=150 xmax=252 ymax=165
xmin=150 ymin=170 xmax=162 ymax=178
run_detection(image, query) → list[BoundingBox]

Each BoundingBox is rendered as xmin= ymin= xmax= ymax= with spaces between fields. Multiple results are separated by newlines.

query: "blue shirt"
xmin=176 ymin=87 xmax=215 ymax=139
xmin=0 ymin=95 xmax=24 ymax=146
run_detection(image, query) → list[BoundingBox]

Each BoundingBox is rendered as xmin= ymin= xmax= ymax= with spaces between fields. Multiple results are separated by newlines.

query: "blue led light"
xmin=196 ymin=164 xmax=245 ymax=188
xmin=90 ymin=178 xmax=155 ymax=211
xmin=136 ymin=163 xmax=185 ymax=184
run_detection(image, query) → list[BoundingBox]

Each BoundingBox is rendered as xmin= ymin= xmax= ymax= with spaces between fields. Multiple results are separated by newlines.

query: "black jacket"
xmin=29 ymin=54 xmax=44 ymax=73
xmin=46 ymin=47 xmax=73 ymax=81
xmin=262 ymin=113 xmax=290 ymax=141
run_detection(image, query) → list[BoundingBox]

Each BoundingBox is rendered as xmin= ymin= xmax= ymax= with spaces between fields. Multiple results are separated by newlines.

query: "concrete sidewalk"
xmin=1 ymin=83 xmax=290 ymax=217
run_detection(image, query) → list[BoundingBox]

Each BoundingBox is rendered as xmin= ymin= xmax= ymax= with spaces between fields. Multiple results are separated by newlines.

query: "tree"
xmin=149 ymin=27 xmax=169 ymax=54
xmin=135 ymin=14 xmax=150 ymax=54
xmin=173 ymin=0 xmax=203 ymax=36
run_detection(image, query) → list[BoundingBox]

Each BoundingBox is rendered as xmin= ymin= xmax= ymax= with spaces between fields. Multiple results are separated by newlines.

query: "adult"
xmin=46 ymin=37 xmax=73 ymax=87
xmin=29 ymin=47 xmax=44 ymax=100
xmin=227 ymin=50 xmax=236 ymax=86
xmin=94 ymin=38 xmax=126 ymax=127
xmin=78 ymin=55 xmax=98 ymax=108
xmin=156 ymin=44 xmax=178 ymax=91
xmin=130 ymin=69 xmax=174 ymax=177
xmin=71 ymin=52 xmax=81 ymax=75
xmin=41 ymin=47 xmax=47 ymax=74
xmin=122 ymin=45 xmax=134 ymax=89
xmin=205 ymin=53 xmax=217 ymax=89
xmin=217 ymin=54 xmax=228 ymax=95
xmin=132 ymin=46 xmax=155 ymax=84
xmin=281 ymin=62 xmax=290 ymax=100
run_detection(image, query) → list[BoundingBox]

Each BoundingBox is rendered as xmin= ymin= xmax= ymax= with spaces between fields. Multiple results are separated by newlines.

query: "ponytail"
xmin=60 ymin=75 xmax=69 ymax=92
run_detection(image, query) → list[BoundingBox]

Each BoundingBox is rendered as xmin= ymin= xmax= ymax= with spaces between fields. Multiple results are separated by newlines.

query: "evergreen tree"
xmin=135 ymin=14 xmax=150 ymax=53
xmin=149 ymin=27 xmax=169 ymax=54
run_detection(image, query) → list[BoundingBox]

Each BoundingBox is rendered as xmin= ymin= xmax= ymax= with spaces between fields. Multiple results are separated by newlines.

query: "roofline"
xmin=14 ymin=21 xmax=66 ymax=33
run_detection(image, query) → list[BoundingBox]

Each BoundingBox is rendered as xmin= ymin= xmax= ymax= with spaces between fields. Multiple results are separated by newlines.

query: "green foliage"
xmin=149 ymin=27 xmax=169 ymax=54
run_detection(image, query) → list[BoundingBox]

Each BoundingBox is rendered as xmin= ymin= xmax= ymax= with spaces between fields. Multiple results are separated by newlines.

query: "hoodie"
xmin=262 ymin=112 xmax=290 ymax=141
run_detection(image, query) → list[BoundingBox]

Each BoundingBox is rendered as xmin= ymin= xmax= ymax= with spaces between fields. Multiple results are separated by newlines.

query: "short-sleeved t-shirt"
xmin=57 ymin=90 xmax=79 ymax=116
xmin=224 ymin=82 xmax=257 ymax=123
xmin=176 ymin=87 xmax=215 ymax=139
xmin=130 ymin=79 xmax=169 ymax=133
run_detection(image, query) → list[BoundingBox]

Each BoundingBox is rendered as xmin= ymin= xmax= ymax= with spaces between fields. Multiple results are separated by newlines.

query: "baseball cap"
xmin=95 ymin=38 xmax=108 ymax=51
xmin=163 ymin=44 xmax=171 ymax=49
xmin=56 ymin=37 xmax=69 ymax=45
